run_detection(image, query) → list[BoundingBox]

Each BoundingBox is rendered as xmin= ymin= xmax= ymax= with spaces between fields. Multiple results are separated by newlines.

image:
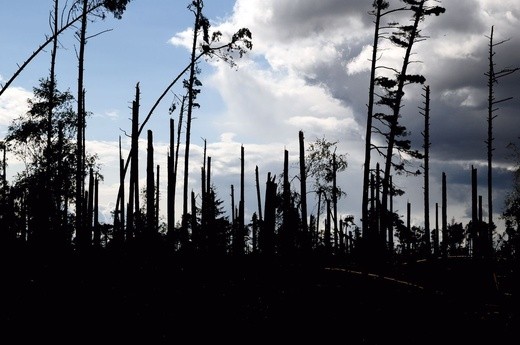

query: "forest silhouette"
xmin=1 ymin=0 xmax=519 ymax=343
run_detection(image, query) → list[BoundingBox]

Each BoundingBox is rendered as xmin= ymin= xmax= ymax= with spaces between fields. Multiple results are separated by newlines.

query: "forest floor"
xmin=2 ymin=248 xmax=518 ymax=344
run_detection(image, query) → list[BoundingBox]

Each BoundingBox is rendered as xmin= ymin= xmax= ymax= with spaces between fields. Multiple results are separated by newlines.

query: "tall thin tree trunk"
xmin=156 ymin=164 xmax=160 ymax=233
xmin=434 ymin=202 xmax=439 ymax=256
xmin=299 ymin=131 xmax=308 ymax=238
xmin=202 ymin=139 xmax=207 ymax=197
xmin=262 ymin=173 xmax=277 ymax=255
xmin=146 ymin=130 xmax=155 ymax=236
xmin=75 ymin=0 xmax=88 ymax=250
xmin=252 ymin=212 xmax=258 ymax=253
xmin=375 ymin=163 xmax=381 ymax=241
xmin=173 ymin=97 xmax=186 ymax=235
xmin=339 ymin=219 xmax=345 ymax=255
xmin=362 ymin=0 xmax=384 ymax=239
xmin=442 ymin=172 xmax=447 ymax=257
xmin=48 ymin=0 xmax=58 ymax=153
xmin=484 ymin=26 xmax=518 ymax=257
xmin=206 ymin=156 xmax=213 ymax=252
xmin=47 ymin=0 xmax=59 ymax=233
xmin=118 ymin=136 xmax=125 ymax=241
xmin=381 ymin=0 xmax=426 ymax=252
xmin=2 ymin=146 xmax=5 ymax=194
xmin=472 ymin=166 xmax=478 ymax=257
xmin=183 ymin=2 xmax=202 ymax=232
xmin=237 ymin=145 xmax=245 ymax=255
xmin=168 ymin=119 xmax=174 ymax=235
xmin=406 ymin=202 xmax=411 ymax=256
xmin=191 ymin=190 xmax=197 ymax=245
xmin=282 ymin=149 xmax=291 ymax=254
xmin=389 ymin=175 xmax=394 ymax=253
xmin=57 ymin=122 xmax=64 ymax=236
xmin=200 ymin=140 xmax=207 ymax=243
xmin=486 ymin=26 xmax=494 ymax=257
xmin=93 ymin=174 xmax=100 ymax=248
xmin=231 ymin=184 xmax=235 ymax=225
xmin=255 ymin=166 xmax=263 ymax=222
xmin=422 ymin=85 xmax=431 ymax=255
xmin=87 ymin=167 xmax=94 ymax=233
xmin=316 ymin=191 xmax=322 ymax=246
xmin=206 ymin=156 xmax=211 ymax=204
xmin=325 ymin=199 xmax=331 ymax=254
xmin=0 ymin=144 xmax=7 ymax=237
xmin=332 ymin=153 xmax=338 ymax=253
xmin=370 ymin=172 xmax=375 ymax=241
xmin=127 ymin=84 xmax=140 ymax=240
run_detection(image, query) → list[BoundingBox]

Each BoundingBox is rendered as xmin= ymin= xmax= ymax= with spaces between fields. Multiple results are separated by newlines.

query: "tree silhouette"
xmin=5 ymin=79 xmax=98 ymax=248
xmin=420 ymin=85 xmax=431 ymax=255
xmin=1 ymin=2 xmax=518 ymax=342
xmin=374 ymin=0 xmax=444 ymax=252
xmin=0 ymin=1 xmax=131 ymax=99
xmin=484 ymin=26 xmax=519 ymax=257
xmin=306 ymin=137 xmax=348 ymax=244
xmin=182 ymin=0 xmax=206 ymax=235
xmin=502 ymin=142 xmax=520 ymax=260
xmin=72 ymin=0 xmax=132 ymax=251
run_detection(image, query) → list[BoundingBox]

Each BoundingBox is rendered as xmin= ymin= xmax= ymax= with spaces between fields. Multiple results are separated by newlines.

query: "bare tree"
xmin=420 ymin=85 xmax=431 ymax=255
xmin=374 ymin=0 xmax=444 ymax=250
xmin=485 ymin=26 xmax=519 ymax=257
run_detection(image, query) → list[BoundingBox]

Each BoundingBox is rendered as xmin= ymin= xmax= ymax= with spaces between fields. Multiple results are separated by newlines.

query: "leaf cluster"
xmin=306 ymin=138 xmax=348 ymax=201
xmin=6 ymin=79 xmax=77 ymax=163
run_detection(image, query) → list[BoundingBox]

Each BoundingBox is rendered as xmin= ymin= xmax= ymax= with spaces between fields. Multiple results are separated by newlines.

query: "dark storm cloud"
xmin=396 ymin=13 xmax=520 ymax=170
xmin=214 ymin=0 xmax=518 ymax=229
xmin=426 ymin=0 xmax=486 ymax=34
xmin=268 ymin=0 xmax=372 ymax=39
xmin=279 ymin=0 xmax=518 ymax=177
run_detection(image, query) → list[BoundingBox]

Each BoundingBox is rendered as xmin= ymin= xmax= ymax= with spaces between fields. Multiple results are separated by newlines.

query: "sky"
xmin=1 ymin=0 xmax=519 ymax=238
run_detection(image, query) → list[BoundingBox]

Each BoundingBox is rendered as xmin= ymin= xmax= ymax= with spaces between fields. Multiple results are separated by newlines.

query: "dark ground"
xmin=2 ymin=248 xmax=518 ymax=344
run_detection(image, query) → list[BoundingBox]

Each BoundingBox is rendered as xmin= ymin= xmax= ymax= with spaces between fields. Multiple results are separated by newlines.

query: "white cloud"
xmin=0 ymin=86 xmax=31 ymax=127
xmin=431 ymin=33 xmax=483 ymax=60
xmin=346 ymin=45 xmax=372 ymax=75
xmin=286 ymin=116 xmax=358 ymax=132
xmin=440 ymin=87 xmax=486 ymax=108
xmin=104 ymin=110 xmax=119 ymax=120
xmin=505 ymin=10 xmax=519 ymax=24
xmin=7 ymin=0 xmax=509 ymax=231
xmin=207 ymin=59 xmax=359 ymax=146
xmin=168 ymin=27 xmax=194 ymax=50
xmin=86 ymin=140 xmax=121 ymax=166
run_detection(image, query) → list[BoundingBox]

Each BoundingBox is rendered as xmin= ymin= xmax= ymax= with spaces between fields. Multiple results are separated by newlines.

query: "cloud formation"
xmin=2 ymin=0 xmax=518 ymax=234
xmin=195 ymin=0 xmax=520 ymax=230
xmin=0 ymin=86 xmax=31 ymax=128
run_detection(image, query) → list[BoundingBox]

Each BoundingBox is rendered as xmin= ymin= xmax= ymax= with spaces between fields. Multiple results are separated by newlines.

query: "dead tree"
xmin=255 ymin=165 xmax=263 ymax=222
xmin=117 ymin=136 xmax=125 ymax=242
xmin=280 ymin=149 xmax=292 ymax=254
xmin=299 ymin=131 xmax=309 ymax=243
xmin=75 ymin=0 xmax=89 ymax=250
xmin=485 ymin=26 xmax=519 ymax=257
xmin=332 ymin=153 xmax=339 ymax=253
xmin=441 ymin=172 xmax=447 ymax=257
xmin=239 ymin=146 xmax=245 ymax=253
xmin=126 ymin=84 xmax=140 ymax=240
xmin=420 ymin=85 xmax=431 ymax=255
xmin=146 ymin=130 xmax=155 ymax=236
xmin=93 ymin=174 xmax=100 ymax=248
xmin=167 ymin=118 xmax=175 ymax=235
xmin=378 ymin=1 xmax=444 ymax=252
xmin=156 ymin=165 xmax=160 ymax=232
xmin=362 ymin=0 xmax=389 ymax=239
xmin=261 ymin=173 xmax=277 ymax=256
